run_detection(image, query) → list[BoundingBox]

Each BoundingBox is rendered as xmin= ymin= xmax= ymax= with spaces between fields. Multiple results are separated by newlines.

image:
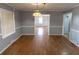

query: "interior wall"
xmin=0 ymin=20 xmax=1 ymax=40
xmin=21 ymin=11 xmax=63 ymax=35
xmin=69 ymin=6 xmax=79 ymax=46
xmin=49 ymin=12 xmax=63 ymax=35
xmin=0 ymin=4 xmax=22 ymax=53
xmin=0 ymin=20 xmax=1 ymax=34
xmin=21 ymin=12 xmax=34 ymax=35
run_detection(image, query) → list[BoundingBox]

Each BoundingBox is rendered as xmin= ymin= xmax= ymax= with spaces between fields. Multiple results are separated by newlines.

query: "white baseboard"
xmin=0 ymin=34 xmax=22 ymax=54
xmin=22 ymin=34 xmax=34 ymax=35
xmin=22 ymin=34 xmax=62 ymax=36
xmin=63 ymin=34 xmax=69 ymax=39
xmin=49 ymin=34 xmax=63 ymax=35
xmin=63 ymin=35 xmax=79 ymax=47
xmin=69 ymin=38 xmax=79 ymax=47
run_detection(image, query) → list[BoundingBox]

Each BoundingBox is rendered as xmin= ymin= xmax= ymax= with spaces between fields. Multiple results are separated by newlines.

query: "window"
xmin=39 ymin=16 xmax=43 ymax=24
xmin=0 ymin=8 xmax=15 ymax=38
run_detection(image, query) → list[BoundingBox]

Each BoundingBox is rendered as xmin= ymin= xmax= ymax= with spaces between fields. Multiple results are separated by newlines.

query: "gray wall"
xmin=0 ymin=20 xmax=1 ymax=40
xmin=69 ymin=6 xmax=79 ymax=46
xmin=71 ymin=7 xmax=79 ymax=30
xmin=0 ymin=20 xmax=1 ymax=34
xmin=21 ymin=11 xmax=63 ymax=35
xmin=15 ymin=11 xmax=22 ymax=28
xmin=0 ymin=4 xmax=22 ymax=53
xmin=49 ymin=12 xmax=63 ymax=35
xmin=21 ymin=12 xmax=34 ymax=35
xmin=22 ymin=12 xmax=34 ymax=26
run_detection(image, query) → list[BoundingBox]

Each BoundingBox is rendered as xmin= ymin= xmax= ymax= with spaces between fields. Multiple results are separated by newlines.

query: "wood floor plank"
xmin=1 ymin=35 xmax=79 ymax=55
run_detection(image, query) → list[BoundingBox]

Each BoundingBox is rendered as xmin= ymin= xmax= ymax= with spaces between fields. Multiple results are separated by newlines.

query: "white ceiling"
xmin=7 ymin=3 xmax=79 ymax=12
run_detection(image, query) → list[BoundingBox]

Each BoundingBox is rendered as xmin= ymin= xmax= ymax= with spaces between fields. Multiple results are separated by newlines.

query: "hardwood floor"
xmin=1 ymin=27 xmax=79 ymax=55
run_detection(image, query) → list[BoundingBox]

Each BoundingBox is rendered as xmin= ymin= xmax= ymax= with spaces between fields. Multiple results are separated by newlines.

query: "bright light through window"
xmin=37 ymin=27 xmax=43 ymax=35
xmin=39 ymin=16 xmax=43 ymax=24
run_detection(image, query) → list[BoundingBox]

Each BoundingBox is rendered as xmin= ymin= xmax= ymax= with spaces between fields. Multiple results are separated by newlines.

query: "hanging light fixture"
xmin=33 ymin=10 xmax=41 ymax=16
xmin=33 ymin=3 xmax=46 ymax=16
xmin=33 ymin=3 xmax=41 ymax=16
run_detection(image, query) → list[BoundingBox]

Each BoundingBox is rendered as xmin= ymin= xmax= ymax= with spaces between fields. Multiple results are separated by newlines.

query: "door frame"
xmin=62 ymin=12 xmax=72 ymax=37
xmin=34 ymin=14 xmax=50 ymax=35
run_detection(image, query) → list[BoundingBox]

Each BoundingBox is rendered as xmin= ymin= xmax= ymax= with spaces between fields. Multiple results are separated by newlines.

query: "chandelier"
xmin=33 ymin=3 xmax=46 ymax=16
xmin=33 ymin=10 xmax=41 ymax=16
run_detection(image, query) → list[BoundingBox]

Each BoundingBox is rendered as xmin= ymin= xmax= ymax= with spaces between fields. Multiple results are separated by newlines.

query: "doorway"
xmin=34 ymin=14 xmax=50 ymax=36
xmin=63 ymin=12 xmax=72 ymax=38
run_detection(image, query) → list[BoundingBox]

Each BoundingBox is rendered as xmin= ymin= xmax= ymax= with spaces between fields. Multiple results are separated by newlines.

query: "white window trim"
xmin=0 ymin=8 xmax=15 ymax=39
xmin=38 ymin=16 xmax=43 ymax=24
